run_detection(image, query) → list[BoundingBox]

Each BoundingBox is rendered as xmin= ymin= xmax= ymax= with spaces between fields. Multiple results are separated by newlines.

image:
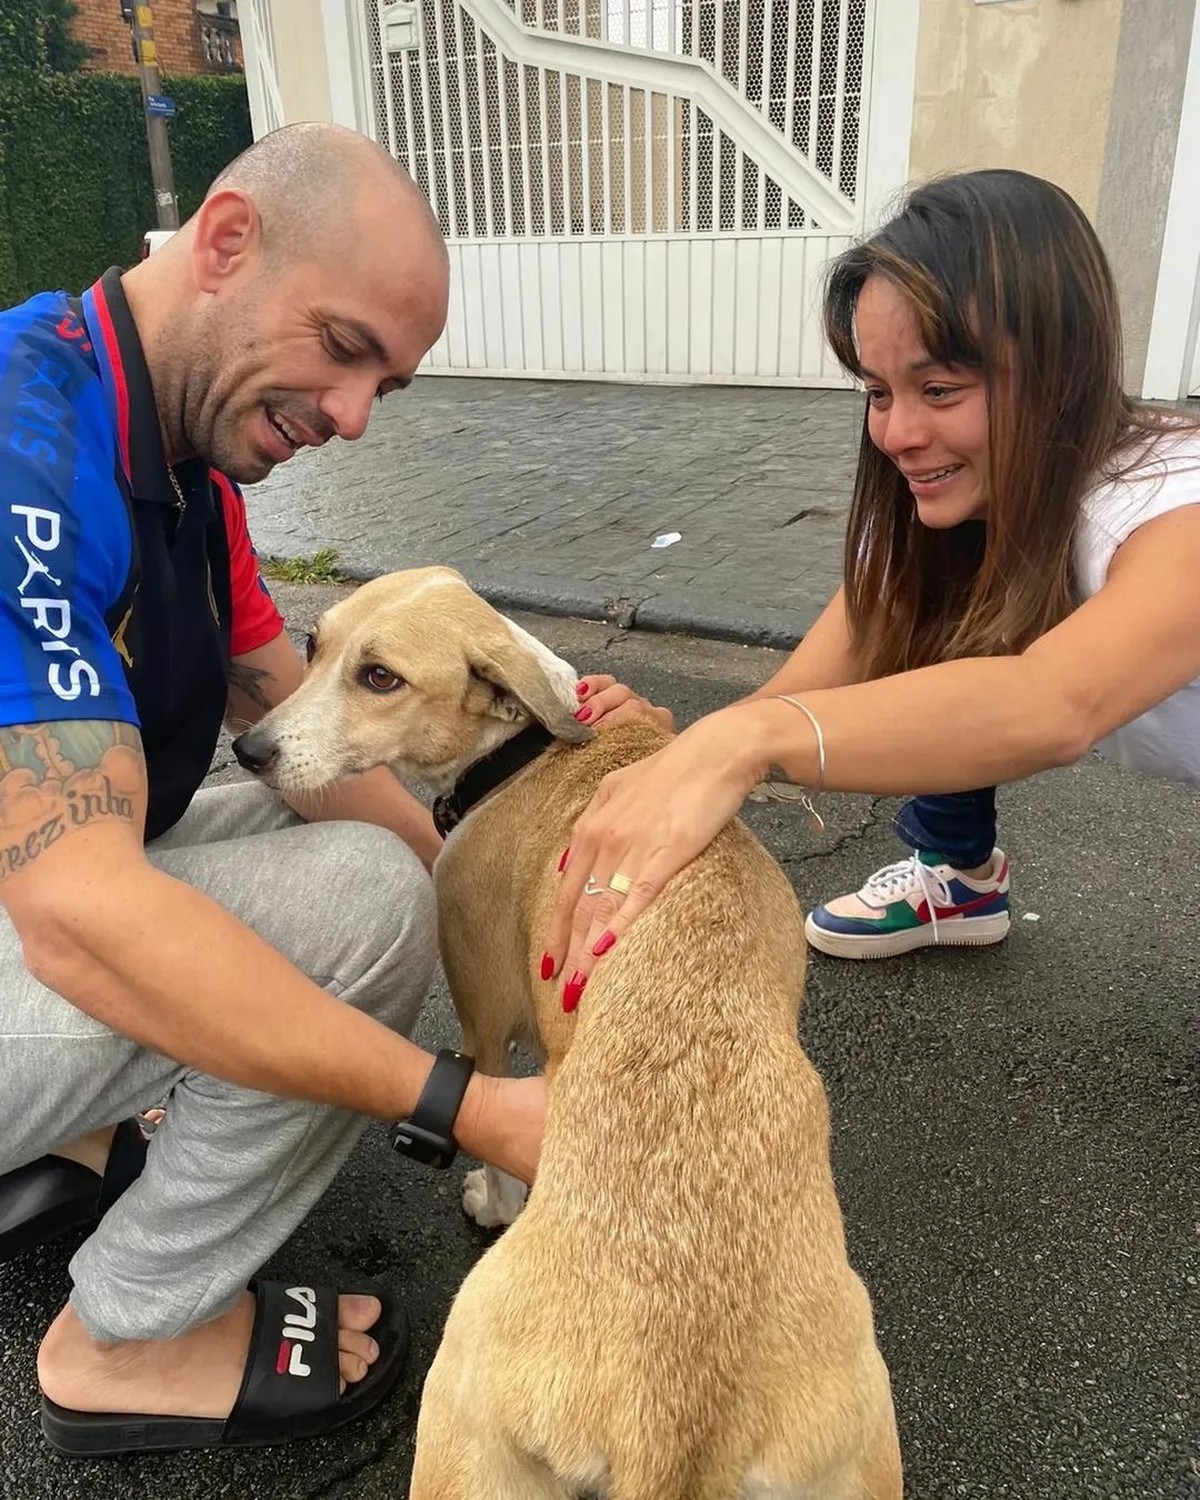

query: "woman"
xmin=545 ymin=169 xmax=1200 ymax=1003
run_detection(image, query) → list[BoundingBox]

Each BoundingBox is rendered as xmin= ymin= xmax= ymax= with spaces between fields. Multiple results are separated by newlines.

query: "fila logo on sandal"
xmin=275 ymin=1285 xmax=317 ymax=1377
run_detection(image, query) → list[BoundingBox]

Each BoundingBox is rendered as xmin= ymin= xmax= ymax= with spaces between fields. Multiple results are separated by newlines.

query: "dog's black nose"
xmin=232 ymin=729 xmax=278 ymax=775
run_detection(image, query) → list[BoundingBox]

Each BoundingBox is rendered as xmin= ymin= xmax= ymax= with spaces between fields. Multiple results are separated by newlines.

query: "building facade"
xmin=235 ymin=0 xmax=1200 ymax=398
xmin=71 ymin=0 xmax=243 ymax=77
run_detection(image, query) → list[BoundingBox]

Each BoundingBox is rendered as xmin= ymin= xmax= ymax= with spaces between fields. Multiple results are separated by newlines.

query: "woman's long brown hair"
xmin=824 ymin=169 xmax=1196 ymax=680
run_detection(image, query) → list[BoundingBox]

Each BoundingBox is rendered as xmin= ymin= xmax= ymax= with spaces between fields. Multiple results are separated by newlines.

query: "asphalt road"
xmin=0 ymin=590 xmax=1195 ymax=1499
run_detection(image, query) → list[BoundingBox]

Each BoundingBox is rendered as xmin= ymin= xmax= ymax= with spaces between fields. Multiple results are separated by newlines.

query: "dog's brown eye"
xmin=304 ymin=634 xmax=317 ymax=663
xmin=361 ymin=665 xmax=402 ymax=693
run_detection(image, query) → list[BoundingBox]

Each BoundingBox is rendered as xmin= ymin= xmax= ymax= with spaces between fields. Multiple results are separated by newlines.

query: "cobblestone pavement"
xmin=244 ymin=377 xmax=864 ymax=647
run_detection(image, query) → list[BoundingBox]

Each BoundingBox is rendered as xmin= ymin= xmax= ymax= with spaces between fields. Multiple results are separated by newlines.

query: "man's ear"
xmin=192 ymin=189 xmax=262 ymax=292
xmin=469 ymin=636 xmax=593 ymax=744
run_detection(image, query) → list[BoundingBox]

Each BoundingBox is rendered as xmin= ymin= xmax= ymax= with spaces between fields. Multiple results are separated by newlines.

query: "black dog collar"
xmin=432 ymin=722 xmax=556 ymax=838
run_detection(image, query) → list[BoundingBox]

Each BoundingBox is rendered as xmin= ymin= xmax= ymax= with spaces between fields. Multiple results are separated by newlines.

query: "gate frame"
xmin=1143 ymin=0 xmax=1200 ymax=401
xmin=309 ymin=0 xmax=919 ymax=385
xmin=317 ymin=0 xmax=919 ymax=237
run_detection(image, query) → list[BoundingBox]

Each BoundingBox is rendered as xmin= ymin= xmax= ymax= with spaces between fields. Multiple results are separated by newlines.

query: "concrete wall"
xmin=1095 ymin=0 xmax=1197 ymax=391
xmin=271 ymin=0 xmax=335 ymax=124
xmin=909 ymin=0 xmax=1198 ymax=395
xmin=909 ymin=0 xmax=1124 ymax=218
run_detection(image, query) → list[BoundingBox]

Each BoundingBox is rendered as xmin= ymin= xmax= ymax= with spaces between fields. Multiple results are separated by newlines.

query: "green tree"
xmin=0 ymin=73 xmax=252 ymax=306
xmin=41 ymin=0 xmax=90 ymax=71
xmin=0 ymin=0 xmax=90 ymax=75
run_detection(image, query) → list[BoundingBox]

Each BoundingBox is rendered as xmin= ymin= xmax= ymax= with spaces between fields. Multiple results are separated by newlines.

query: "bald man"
xmin=0 ymin=123 xmax=545 ymax=1456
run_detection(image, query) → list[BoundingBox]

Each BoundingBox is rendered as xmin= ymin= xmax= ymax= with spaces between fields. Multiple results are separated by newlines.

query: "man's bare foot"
xmin=37 ymin=1292 xmax=382 ymax=1419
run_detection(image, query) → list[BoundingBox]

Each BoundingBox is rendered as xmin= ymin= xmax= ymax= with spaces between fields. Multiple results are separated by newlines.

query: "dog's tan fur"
xmin=241 ymin=567 xmax=901 ymax=1500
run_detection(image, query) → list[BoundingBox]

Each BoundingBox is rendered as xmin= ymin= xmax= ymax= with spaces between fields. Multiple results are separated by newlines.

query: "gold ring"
xmin=608 ymin=872 xmax=633 ymax=896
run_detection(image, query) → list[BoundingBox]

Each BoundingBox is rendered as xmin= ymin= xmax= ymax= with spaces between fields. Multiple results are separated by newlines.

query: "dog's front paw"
xmin=462 ymin=1166 xmax=527 ymax=1229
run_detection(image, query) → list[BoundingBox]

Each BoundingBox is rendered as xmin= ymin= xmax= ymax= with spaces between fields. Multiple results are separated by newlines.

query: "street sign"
xmin=146 ymin=93 xmax=176 ymax=119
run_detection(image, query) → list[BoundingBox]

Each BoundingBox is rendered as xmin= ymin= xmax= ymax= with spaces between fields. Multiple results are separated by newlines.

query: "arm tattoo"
xmin=0 ymin=720 xmax=145 ymax=883
xmin=227 ymin=661 xmax=275 ymax=716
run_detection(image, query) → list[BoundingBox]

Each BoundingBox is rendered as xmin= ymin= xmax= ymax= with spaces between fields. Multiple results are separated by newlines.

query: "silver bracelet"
xmin=770 ymin=694 xmax=827 ymax=833
xmin=772 ymin=694 xmax=826 ymax=789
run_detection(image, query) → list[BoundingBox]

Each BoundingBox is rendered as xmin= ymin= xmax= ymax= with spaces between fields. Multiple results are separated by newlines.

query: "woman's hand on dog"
xmin=573 ymin=675 xmax=675 ymax=734
xmin=543 ymin=708 xmax=762 ymax=1008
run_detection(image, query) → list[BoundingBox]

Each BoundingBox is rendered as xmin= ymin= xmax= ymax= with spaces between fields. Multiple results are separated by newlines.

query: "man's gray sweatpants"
xmin=0 ymin=779 xmax=437 ymax=1343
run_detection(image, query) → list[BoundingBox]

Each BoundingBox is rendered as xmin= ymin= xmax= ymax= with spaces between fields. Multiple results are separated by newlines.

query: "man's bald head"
xmin=128 ymin=121 xmax=449 ymax=484
xmin=207 ymin=121 xmax=443 ymax=264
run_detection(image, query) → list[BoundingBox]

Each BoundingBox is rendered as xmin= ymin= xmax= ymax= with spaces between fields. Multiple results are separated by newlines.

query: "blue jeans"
xmin=894 ymin=789 xmax=997 ymax=870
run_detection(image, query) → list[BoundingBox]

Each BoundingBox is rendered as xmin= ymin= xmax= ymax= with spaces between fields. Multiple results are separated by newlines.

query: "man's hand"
xmin=455 ymin=1073 xmax=547 ymax=1185
xmin=572 ymin=675 xmax=675 ymax=734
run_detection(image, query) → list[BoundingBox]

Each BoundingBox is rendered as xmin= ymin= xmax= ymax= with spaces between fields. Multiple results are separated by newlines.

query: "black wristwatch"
xmin=389 ymin=1049 xmax=476 ymax=1169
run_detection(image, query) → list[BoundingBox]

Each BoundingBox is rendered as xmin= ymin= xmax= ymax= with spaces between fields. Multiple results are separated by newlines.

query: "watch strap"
xmin=390 ymin=1049 xmax=475 ymax=1168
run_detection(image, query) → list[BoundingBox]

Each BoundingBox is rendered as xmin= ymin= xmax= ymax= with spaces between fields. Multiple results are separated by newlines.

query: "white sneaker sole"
xmin=804 ymin=909 xmax=1011 ymax=960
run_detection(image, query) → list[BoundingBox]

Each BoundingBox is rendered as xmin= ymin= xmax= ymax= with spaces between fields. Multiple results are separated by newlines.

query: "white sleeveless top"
xmin=1073 ymin=429 xmax=1200 ymax=788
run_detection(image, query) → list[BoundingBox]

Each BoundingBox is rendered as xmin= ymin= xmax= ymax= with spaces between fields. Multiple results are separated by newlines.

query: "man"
xmin=0 ymin=122 xmax=545 ymax=1455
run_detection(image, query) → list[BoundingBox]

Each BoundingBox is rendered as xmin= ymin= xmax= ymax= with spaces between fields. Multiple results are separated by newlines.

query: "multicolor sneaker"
xmin=804 ymin=848 xmax=1011 ymax=959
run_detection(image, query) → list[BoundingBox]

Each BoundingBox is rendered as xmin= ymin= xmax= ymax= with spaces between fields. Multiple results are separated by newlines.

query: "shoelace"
xmin=861 ymin=854 xmax=954 ymax=944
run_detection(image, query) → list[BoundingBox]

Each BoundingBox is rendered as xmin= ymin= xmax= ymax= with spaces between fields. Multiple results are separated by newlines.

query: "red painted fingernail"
xmin=557 ymin=846 xmax=570 ymax=872
xmin=575 ymin=681 xmax=589 ymax=698
xmin=540 ymin=953 xmax=554 ymax=981
xmin=562 ymin=972 xmax=587 ymax=1012
xmin=592 ymin=930 xmax=616 ymax=957
xmin=574 ymin=706 xmax=592 ymax=722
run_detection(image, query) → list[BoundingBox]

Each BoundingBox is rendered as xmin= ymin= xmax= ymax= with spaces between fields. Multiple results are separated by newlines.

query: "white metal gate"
xmin=1142 ymin=0 xmax=1200 ymax=401
xmin=240 ymin=0 xmax=286 ymax=137
xmin=357 ymin=0 xmax=913 ymax=382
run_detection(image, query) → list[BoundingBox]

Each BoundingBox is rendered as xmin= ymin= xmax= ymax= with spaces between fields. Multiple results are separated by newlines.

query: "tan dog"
xmin=236 ymin=567 xmax=902 ymax=1500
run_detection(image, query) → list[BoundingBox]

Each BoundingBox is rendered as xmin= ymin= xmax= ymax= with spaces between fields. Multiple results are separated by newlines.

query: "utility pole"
xmin=126 ymin=3 xmax=180 ymax=230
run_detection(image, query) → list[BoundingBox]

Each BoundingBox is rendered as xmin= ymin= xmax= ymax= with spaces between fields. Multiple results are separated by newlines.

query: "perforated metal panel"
xmin=365 ymin=0 xmax=866 ymax=238
xmin=352 ymin=0 xmax=893 ymax=381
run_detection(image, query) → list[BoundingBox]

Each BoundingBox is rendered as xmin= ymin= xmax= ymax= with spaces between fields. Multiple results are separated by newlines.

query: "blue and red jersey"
xmin=0 ymin=267 xmax=285 ymax=839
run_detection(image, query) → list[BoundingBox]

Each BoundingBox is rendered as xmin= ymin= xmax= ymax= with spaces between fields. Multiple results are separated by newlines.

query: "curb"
xmin=328 ymin=560 xmax=809 ymax=652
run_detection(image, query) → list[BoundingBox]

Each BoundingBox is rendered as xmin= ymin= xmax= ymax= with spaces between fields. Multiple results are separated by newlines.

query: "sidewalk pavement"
xmin=245 ymin=377 xmax=863 ymax=649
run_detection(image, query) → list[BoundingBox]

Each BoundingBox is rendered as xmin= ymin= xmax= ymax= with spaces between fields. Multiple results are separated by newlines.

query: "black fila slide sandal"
xmin=40 ymin=1278 xmax=409 ymax=1456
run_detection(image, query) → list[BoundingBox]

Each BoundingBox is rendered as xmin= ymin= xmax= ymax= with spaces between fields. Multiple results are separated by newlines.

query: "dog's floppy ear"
xmin=469 ymin=633 xmax=594 ymax=744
